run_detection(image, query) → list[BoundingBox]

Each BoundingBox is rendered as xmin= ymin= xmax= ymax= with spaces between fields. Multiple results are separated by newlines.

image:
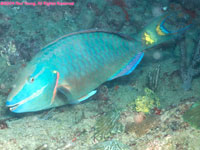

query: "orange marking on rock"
xmin=72 ymin=137 xmax=77 ymax=142
xmin=114 ymin=85 xmax=119 ymax=90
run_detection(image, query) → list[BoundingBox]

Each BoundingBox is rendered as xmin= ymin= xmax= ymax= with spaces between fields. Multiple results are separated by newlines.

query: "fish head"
xmin=6 ymin=63 xmax=59 ymax=113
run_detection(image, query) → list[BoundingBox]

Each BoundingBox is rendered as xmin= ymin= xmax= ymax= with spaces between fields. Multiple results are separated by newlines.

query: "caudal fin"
xmin=135 ymin=13 xmax=192 ymax=49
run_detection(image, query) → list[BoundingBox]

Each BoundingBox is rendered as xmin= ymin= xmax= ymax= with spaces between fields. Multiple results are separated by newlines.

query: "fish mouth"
xmin=6 ymin=94 xmax=35 ymax=111
xmin=7 ymin=103 xmax=22 ymax=111
xmin=9 ymin=104 xmax=19 ymax=111
xmin=6 ymin=85 xmax=48 ymax=112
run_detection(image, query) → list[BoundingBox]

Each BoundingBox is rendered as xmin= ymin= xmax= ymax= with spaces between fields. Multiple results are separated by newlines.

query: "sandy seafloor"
xmin=0 ymin=0 xmax=200 ymax=149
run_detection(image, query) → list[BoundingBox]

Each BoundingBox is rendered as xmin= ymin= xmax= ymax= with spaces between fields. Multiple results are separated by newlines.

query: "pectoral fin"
xmin=57 ymin=84 xmax=73 ymax=101
xmin=70 ymin=90 xmax=97 ymax=104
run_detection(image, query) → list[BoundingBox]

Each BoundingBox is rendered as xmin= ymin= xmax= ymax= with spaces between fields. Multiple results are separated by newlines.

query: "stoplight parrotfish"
xmin=6 ymin=14 xmax=190 ymax=113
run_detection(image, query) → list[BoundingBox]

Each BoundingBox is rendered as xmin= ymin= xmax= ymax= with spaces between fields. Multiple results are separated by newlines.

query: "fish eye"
xmin=28 ymin=77 xmax=35 ymax=83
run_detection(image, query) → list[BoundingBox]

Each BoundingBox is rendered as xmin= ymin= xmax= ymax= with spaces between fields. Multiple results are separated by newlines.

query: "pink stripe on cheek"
xmin=51 ymin=71 xmax=60 ymax=104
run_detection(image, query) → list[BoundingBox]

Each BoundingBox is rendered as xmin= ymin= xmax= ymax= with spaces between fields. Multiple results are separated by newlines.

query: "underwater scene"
xmin=0 ymin=0 xmax=200 ymax=149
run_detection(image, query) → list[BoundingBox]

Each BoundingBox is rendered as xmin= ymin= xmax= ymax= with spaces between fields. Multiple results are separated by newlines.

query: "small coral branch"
xmin=180 ymin=38 xmax=200 ymax=90
xmin=146 ymin=65 xmax=161 ymax=91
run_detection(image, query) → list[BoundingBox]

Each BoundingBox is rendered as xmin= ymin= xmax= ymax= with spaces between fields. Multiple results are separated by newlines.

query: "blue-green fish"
xmin=6 ymin=15 xmax=190 ymax=113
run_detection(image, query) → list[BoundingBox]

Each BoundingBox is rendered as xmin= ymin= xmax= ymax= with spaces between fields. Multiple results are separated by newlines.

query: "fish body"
xmin=6 ymin=14 xmax=190 ymax=113
xmin=46 ymin=31 xmax=138 ymax=100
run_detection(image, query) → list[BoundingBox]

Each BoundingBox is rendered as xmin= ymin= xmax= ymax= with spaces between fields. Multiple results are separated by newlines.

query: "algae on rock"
xmin=183 ymin=101 xmax=200 ymax=129
xmin=94 ymin=109 xmax=124 ymax=141
xmin=90 ymin=140 xmax=130 ymax=150
xmin=125 ymin=115 xmax=160 ymax=137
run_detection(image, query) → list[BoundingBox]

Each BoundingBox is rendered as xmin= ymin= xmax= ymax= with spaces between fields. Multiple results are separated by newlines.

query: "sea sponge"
xmin=133 ymin=112 xmax=146 ymax=124
xmin=183 ymin=101 xmax=200 ymax=129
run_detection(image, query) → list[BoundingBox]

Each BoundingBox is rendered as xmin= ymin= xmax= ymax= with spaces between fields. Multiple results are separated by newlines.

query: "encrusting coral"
xmin=129 ymin=88 xmax=160 ymax=114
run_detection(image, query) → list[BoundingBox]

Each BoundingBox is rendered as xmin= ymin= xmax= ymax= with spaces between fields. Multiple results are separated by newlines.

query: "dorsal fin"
xmin=41 ymin=29 xmax=135 ymax=51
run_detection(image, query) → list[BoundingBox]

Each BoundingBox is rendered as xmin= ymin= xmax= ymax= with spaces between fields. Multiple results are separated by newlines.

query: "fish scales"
xmin=38 ymin=32 xmax=135 ymax=99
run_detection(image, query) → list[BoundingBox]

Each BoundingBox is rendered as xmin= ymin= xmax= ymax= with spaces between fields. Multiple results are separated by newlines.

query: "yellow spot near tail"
xmin=142 ymin=32 xmax=155 ymax=45
xmin=156 ymin=25 xmax=166 ymax=36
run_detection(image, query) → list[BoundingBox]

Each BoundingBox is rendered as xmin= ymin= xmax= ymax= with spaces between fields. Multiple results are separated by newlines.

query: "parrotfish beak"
xmin=6 ymin=85 xmax=49 ymax=113
xmin=6 ymin=65 xmax=60 ymax=113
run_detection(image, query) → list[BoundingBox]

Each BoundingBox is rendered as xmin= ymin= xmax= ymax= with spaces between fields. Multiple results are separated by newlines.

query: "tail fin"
xmin=135 ymin=13 xmax=191 ymax=49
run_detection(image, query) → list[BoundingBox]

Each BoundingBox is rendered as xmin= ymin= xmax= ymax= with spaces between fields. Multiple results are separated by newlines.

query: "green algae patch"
xmin=183 ymin=101 xmax=200 ymax=129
